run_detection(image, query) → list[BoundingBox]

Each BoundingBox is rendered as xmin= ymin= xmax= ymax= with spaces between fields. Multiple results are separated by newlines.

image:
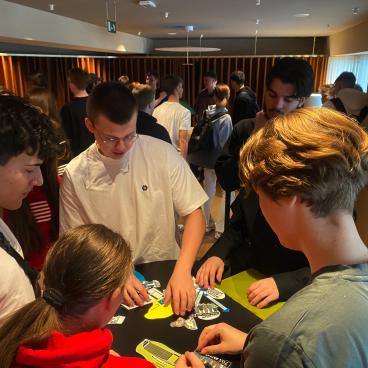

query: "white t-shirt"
xmin=60 ymin=136 xmax=208 ymax=264
xmin=153 ymin=102 xmax=191 ymax=152
xmin=0 ymin=218 xmax=35 ymax=323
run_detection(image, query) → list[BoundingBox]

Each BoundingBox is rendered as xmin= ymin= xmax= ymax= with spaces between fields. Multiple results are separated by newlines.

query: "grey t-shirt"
xmin=242 ymin=263 xmax=368 ymax=367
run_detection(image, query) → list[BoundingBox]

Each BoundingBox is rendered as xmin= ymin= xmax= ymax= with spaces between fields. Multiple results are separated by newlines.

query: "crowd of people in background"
xmin=0 ymin=57 xmax=368 ymax=367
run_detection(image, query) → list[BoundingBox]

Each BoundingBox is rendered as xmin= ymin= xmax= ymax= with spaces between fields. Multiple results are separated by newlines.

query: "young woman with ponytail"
xmin=0 ymin=224 xmax=154 ymax=368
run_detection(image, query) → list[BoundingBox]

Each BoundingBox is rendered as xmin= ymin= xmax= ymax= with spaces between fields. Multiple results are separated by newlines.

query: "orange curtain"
xmin=0 ymin=55 xmax=328 ymax=110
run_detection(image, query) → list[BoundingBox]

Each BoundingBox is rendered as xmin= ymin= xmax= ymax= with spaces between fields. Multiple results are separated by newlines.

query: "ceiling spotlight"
xmin=138 ymin=31 xmax=142 ymax=36
xmin=352 ymin=7 xmax=359 ymax=15
xmin=294 ymin=13 xmax=310 ymax=17
xmin=165 ymin=11 xmax=169 ymax=18
xmin=256 ymin=19 xmax=260 ymax=25
xmin=256 ymin=0 xmax=260 ymax=5
xmin=49 ymin=3 xmax=55 ymax=11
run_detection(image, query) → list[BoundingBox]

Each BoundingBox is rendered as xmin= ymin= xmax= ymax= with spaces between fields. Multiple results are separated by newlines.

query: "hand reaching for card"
xmin=195 ymin=256 xmax=224 ymax=289
xmin=165 ymin=267 xmax=196 ymax=316
xmin=122 ymin=272 xmax=150 ymax=307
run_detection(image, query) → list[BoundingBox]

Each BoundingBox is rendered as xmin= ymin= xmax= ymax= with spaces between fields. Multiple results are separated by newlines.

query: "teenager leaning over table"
xmin=0 ymin=224 xmax=154 ymax=368
xmin=177 ymin=107 xmax=368 ymax=367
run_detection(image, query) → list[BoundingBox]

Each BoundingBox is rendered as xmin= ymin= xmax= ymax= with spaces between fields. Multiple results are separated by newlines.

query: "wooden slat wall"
xmin=0 ymin=55 xmax=328 ymax=110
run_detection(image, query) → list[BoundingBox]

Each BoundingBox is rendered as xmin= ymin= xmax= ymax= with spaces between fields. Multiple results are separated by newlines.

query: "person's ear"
xmin=85 ymin=118 xmax=94 ymax=134
xmin=104 ymin=287 xmax=123 ymax=311
xmin=148 ymin=100 xmax=155 ymax=110
xmin=297 ymin=97 xmax=306 ymax=108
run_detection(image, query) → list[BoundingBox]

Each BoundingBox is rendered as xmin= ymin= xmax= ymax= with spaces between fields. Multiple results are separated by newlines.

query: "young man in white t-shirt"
xmin=153 ymin=75 xmax=191 ymax=159
xmin=0 ymin=94 xmax=57 ymax=323
xmin=60 ymin=82 xmax=207 ymax=316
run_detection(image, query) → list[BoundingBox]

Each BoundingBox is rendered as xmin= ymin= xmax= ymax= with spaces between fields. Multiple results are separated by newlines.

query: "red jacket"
xmin=15 ymin=329 xmax=154 ymax=368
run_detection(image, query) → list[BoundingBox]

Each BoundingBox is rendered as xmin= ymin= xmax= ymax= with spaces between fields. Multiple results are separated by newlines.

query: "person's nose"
xmin=114 ymin=138 xmax=127 ymax=151
xmin=32 ymin=167 xmax=44 ymax=187
xmin=275 ymin=97 xmax=285 ymax=111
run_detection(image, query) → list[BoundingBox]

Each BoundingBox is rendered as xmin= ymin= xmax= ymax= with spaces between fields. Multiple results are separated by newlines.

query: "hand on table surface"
xmin=247 ymin=277 xmax=279 ymax=308
xmin=165 ymin=268 xmax=195 ymax=316
xmin=195 ymin=256 xmax=224 ymax=289
xmin=122 ymin=272 xmax=150 ymax=307
xmin=175 ymin=352 xmax=204 ymax=368
xmin=196 ymin=322 xmax=247 ymax=355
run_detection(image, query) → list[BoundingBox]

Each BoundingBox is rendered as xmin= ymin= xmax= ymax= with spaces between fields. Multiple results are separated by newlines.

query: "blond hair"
xmin=240 ymin=107 xmax=368 ymax=217
xmin=0 ymin=224 xmax=132 ymax=367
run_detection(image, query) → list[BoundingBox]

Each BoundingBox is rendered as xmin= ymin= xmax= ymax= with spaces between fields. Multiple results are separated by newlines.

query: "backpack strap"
xmin=330 ymin=98 xmax=347 ymax=114
xmin=207 ymin=111 xmax=229 ymax=124
xmin=0 ymin=231 xmax=38 ymax=290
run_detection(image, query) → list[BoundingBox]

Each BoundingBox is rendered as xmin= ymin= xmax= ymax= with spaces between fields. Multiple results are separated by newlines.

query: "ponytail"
xmin=0 ymin=298 xmax=60 ymax=368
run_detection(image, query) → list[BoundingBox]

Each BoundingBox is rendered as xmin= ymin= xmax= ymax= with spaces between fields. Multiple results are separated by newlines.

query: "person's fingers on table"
xmin=196 ymin=325 xmax=218 ymax=351
xmin=122 ymin=287 xmax=135 ymax=306
xmin=195 ymin=267 xmax=205 ymax=288
xmin=128 ymin=285 xmax=145 ymax=306
xmin=172 ymin=287 xmax=181 ymax=315
xmin=132 ymin=277 xmax=150 ymax=302
xmin=197 ymin=264 xmax=208 ymax=289
xmin=184 ymin=352 xmax=205 ymax=368
xmin=175 ymin=354 xmax=189 ymax=368
xmin=209 ymin=264 xmax=218 ymax=289
xmin=256 ymin=294 xmax=277 ymax=308
xmin=179 ymin=289 xmax=188 ymax=316
xmin=215 ymin=263 xmax=224 ymax=284
xmin=164 ymin=284 xmax=172 ymax=305
xmin=248 ymin=288 xmax=269 ymax=306
xmin=187 ymin=287 xmax=196 ymax=312
xmin=247 ymin=280 xmax=262 ymax=297
xmin=247 ymin=283 xmax=263 ymax=301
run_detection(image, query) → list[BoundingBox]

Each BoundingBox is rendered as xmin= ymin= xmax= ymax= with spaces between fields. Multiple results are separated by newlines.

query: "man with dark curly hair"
xmin=0 ymin=94 xmax=58 ymax=322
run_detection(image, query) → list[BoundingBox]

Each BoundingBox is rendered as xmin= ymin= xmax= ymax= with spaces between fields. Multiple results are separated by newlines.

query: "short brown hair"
xmin=68 ymin=68 xmax=89 ymax=90
xmin=132 ymin=84 xmax=155 ymax=110
xmin=240 ymin=107 xmax=368 ymax=217
xmin=214 ymin=83 xmax=230 ymax=102
xmin=162 ymin=75 xmax=183 ymax=96
xmin=87 ymin=82 xmax=137 ymax=124
xmin=230 ymin=71 xmax=245 ymax=85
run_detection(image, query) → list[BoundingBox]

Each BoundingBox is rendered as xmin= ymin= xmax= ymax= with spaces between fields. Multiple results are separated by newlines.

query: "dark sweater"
xmin=215 ymin=118 xmax=256 ymax=192
xmin=232 ymin=87 xmax=259 ymax=125
xmin=137 ymin=111 xmax=171 ymax=144
xmin=197 ymin=190 xmax=310 ymax=301
xmin=60 ymin=97 xmax=94 ymax=157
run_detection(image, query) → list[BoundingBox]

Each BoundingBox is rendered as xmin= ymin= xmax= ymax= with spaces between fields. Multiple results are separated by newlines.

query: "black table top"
xmin=109 ymin=260 xmax=262 ymax=366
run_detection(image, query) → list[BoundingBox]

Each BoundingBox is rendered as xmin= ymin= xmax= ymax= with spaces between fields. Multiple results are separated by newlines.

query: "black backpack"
xmin=331 ymin=97 xmax=368 ymax=124
xmin=188 ymin=111 xmax=229 ymax=169
xmin=188 ymin=111 xmax=228 ymax=153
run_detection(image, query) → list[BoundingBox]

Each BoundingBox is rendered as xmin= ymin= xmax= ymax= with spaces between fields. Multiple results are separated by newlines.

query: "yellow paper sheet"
xmin=144 ymin=299 xmax=174 ymax=320
xmin=217 ymin=269 xmax=285 ymax=320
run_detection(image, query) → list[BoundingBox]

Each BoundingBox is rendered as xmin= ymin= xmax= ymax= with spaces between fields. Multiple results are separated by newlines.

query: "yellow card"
xmin=144 ymin=299 xmax=174 ymax=320
xmin=217 ymin=269 xmax=285 ymax=320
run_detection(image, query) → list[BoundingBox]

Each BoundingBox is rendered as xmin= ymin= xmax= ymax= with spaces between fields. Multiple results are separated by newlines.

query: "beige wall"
xmin=329 ymin=20 xmax=368 ymax=56
xmin=150 ymin=37 xmax=327 ymax=56
xmin=0 ymin=1 xmax=148 ymax=54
